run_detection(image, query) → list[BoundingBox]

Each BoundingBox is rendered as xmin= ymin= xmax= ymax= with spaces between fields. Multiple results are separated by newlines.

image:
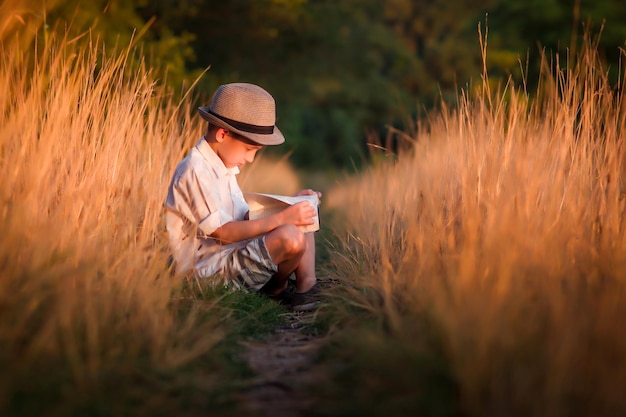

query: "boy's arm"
xmin=210 ymin=201 xmax=316 ymax=244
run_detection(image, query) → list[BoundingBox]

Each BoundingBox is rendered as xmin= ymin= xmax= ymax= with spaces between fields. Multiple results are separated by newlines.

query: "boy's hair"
xmin=206 ymin=123 xmax=263 ymax=147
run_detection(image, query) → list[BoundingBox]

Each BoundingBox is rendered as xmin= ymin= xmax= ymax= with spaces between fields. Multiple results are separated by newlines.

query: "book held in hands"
xmin=244 ymin=192 xmax=320 ymax=233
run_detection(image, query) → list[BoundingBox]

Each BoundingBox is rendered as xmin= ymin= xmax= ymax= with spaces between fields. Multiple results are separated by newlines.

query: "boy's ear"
xmin=213 ymin=128 xmax=229 ymax=143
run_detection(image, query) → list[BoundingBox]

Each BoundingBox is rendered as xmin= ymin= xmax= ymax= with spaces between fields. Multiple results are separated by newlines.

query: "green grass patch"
xmin=312 ymin=307 xmax=460 ymax=417
xmin=196 ymin=285 xmax=291 ymax=383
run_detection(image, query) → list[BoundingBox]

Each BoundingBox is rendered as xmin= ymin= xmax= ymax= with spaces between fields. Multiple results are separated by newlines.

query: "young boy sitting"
xmin=165 ymin=83 xmax=322 ymax=311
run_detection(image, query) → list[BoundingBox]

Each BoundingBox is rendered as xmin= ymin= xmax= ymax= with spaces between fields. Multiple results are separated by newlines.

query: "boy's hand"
xmin=281 ymin=201 xmax=316 ymax=227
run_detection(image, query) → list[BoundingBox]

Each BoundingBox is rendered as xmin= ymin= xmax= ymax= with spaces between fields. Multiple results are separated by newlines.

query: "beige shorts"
xmin=224 ymin=235 xmax=278 ymax=291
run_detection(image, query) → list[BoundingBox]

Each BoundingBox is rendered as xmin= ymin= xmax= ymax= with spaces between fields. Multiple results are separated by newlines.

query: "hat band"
xmin=208 ymin=109 xmax=274 ymax=135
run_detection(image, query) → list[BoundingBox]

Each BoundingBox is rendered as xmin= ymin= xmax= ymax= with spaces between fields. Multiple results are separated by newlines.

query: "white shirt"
xmin=165 ymin=137 xmax=249 ymax=278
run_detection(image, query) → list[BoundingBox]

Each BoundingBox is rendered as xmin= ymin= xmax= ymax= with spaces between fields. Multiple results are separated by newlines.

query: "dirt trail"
xmin=240 ymin=311 xmax=324 ymax=417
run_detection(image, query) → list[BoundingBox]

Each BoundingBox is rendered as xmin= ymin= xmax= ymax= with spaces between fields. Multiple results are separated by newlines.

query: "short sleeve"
xmin=197 ymin=208 xmax=233 ymax=237
xmin=166 ymin=160 xmax=238 ymax=239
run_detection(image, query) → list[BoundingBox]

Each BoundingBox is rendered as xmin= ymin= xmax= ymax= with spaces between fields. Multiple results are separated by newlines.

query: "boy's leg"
xmin=294 ymin=232 xmax=317 ymax=293
xmin=262 ymin=225 xmax=307 ymax=296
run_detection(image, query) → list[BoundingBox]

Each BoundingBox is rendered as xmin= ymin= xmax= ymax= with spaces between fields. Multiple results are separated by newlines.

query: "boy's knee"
xmin=276 ymin=224 xmax=306 ymax=255
xmin=266 ymin=225 xmax=306 ymax=262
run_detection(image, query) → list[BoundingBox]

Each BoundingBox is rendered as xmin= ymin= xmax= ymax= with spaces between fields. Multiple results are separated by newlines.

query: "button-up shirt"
xmin=165 ymin=137 xmax=249 ymax=279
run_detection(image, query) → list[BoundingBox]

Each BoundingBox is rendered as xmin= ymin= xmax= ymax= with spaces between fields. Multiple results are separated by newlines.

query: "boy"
xmin=165 ymin=83 xmax=321 ymax=311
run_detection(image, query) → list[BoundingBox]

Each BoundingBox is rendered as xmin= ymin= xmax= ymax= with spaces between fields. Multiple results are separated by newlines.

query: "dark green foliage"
xmin=33 ymin=1 xmax=626 ymax=168
xmin=484 ymin=0 xmax=626 ymax=86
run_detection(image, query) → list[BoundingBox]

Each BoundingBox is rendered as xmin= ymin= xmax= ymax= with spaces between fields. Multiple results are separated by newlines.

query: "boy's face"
xmin=217 ymin=132 xmax=263 ymax=169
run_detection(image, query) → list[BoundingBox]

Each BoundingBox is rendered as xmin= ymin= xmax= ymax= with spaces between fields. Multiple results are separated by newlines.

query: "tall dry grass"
xmin=0 ymin=31 xmax=302 ymax=415
xmin=0 ymin=33 xmax=206 ymax=413
xmin=326 ymin=37 xmax=626 ymax=416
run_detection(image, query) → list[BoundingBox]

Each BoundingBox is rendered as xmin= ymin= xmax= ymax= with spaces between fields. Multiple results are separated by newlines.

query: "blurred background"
xmin=1 ymin=3 xmax=625 ymax=416
xmin=3 ymin=0 xmax=625 ymax=169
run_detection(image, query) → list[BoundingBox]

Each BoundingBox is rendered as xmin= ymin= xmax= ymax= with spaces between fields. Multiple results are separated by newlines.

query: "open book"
xmin=244 ymin=192 xmax=320 ymax=233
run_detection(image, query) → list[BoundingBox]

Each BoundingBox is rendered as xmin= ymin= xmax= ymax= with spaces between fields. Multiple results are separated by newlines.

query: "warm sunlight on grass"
xmin=0 ymin=33 xmax=212 ymax=413
xmin=326 ymin=38 xmax=626 ymax=416
xmin=0 ymin=32 xmax=302 ymax=415
xmin=4 ymin=14 xmax=625 ymax=417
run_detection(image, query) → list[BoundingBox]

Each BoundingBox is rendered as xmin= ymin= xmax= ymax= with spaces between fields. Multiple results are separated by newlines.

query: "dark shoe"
xmin=260 ymin=281 xmax=295 ymax=305
xmin=268 ymin=289 xmax=293 ymax=305
xmin=290 ymin=283 xmax=322 ymax=312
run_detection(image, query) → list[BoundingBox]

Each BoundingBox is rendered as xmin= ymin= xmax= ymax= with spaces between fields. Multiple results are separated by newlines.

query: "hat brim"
xmin=198 ymin=107 xmax=285 ymax=146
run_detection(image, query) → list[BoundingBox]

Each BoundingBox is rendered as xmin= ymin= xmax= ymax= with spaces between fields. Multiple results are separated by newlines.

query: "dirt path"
xmin=240 ymin=310 xmax=325 ymax=417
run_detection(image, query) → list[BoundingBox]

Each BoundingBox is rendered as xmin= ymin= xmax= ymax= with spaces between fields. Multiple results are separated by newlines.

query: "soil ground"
xmin=239 ymin=310 xmax=325 ymax=417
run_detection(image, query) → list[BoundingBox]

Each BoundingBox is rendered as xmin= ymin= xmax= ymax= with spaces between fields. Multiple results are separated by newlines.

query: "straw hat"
xmin=198 ymin=83 xmax=285 ymax=146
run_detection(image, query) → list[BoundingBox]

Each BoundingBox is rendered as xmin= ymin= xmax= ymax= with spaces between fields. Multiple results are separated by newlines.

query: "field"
xmin=0 ymin=32 xmax=298 ymax=416
xmin=1 ymin=29 xmax=625 ymax=417
xmin=321 ymin=36 xmax=626 ymax=416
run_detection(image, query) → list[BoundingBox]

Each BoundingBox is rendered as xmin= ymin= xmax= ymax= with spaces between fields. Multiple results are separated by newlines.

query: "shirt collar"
xmin=195 ymin=136 xmax=240 ymax=176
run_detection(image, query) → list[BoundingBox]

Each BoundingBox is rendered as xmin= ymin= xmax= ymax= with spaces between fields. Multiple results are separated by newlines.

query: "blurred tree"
xmin=382 ymin=0 xmax=490 ymax=97
xmin=9 ymin=0 xmax=625 ymax=169
xmin=134 ymin=0 xmax=490 ymax=168
xmin=0 ymin=0 xmax=62 ymax=47
xmin=43 ymin=0 xmax=199 ymax=91
xmin=483 ymin=0 xmax=626 ymax=86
